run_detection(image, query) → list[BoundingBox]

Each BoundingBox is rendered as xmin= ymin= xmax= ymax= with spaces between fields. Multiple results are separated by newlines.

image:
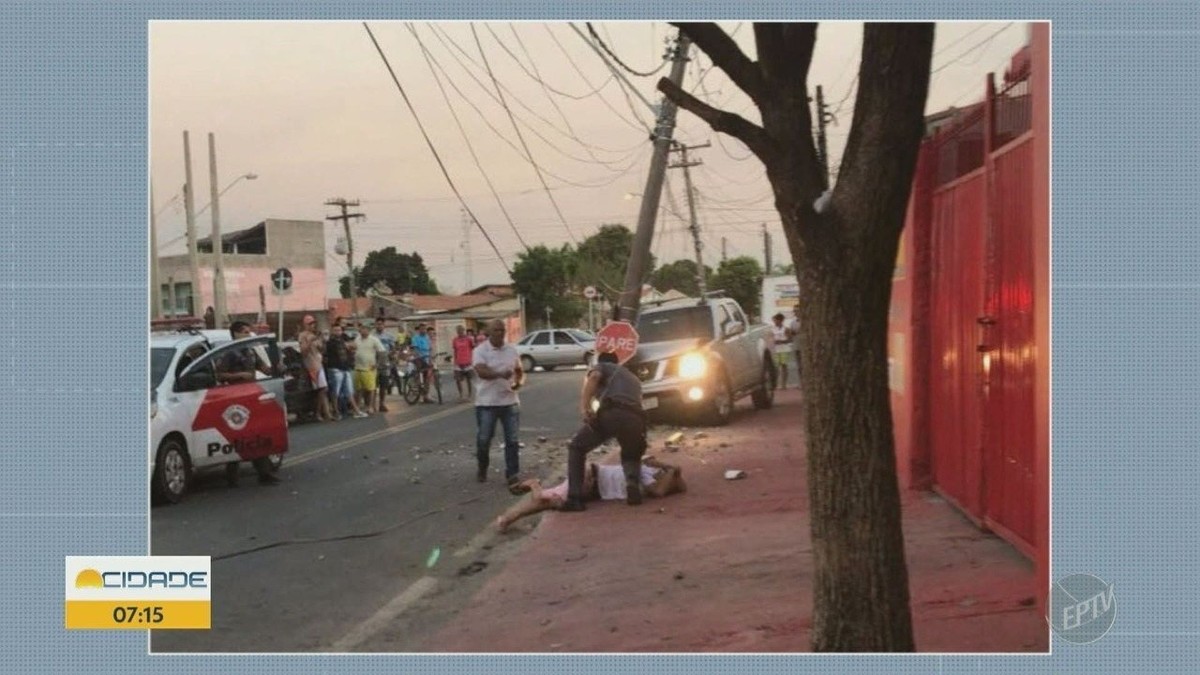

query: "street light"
xmin=154 ymin=172 xmax=258 ymax=252
xmin=195 ymin=172 xmax=257 ymax=218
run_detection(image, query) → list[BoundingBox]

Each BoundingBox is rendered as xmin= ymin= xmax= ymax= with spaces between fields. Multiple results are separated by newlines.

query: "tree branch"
xmin=671 ymin=22 xmax=766 ymax=102
xmin=833 ymin=24 xmax=933 ymax=219
xmin=657 ymin=77 xmax=775 ymax=162
xmin=753 ymin=23 xmax=817 ymax=93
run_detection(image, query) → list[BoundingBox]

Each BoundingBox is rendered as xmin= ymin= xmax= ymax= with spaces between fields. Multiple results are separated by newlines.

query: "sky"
xmin=150 ymin=20 xmax=1030 ymax=299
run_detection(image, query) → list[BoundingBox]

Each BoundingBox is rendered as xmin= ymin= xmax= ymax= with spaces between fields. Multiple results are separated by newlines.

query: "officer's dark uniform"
xmin=219 ymin=348 xmax=279 ymax=485
xmin=566 ymin=358 xmax=647 ymax=506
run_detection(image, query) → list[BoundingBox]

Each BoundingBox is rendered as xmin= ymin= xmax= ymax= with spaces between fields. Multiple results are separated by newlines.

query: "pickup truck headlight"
xmin=678 ymin=352 xmax=708 ymax=379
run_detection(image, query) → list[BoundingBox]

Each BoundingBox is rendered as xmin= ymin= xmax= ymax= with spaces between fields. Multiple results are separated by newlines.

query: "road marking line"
xmin=326 ymin=576 xmax=438 ymax=651
xmin=287 ymin=373 xmax=562 ymax=468
xmin=287 ymin=405 xmax=468 ymax=468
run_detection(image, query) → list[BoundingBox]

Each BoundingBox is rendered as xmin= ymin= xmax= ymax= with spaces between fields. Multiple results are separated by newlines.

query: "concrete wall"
xmin=158 ymin=219 xmax=327 ymax=316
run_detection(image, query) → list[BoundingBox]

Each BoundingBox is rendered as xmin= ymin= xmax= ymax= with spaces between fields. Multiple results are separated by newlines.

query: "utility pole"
xmin=763 ymin=223 xmax=772 ymax=273
xmin=669 ymin=141 xmax=711 ymax=297
xmin=208 ymin=133 xmax=228 ymax=328
xmin=461 ymin=207 xmax=473 ymax=292
xmin=182 ymin=131 xmax=202 ymax=318
xmin=167 ymin=275 xmax=177 ymax=318
xmin=615 ymin=30 xmax=691 ymax=323
xmin=814 ymin=85 xmax=831 ymax=189
xmin=721 ymin=236 xmax=728 ymax=263
xmin=150 ymin=181 xmax=162 ymax=319
xmin=257 ymin=284 xmax=267 ymax=327
xmin=326 ymin=198 xmax=365 ymax=320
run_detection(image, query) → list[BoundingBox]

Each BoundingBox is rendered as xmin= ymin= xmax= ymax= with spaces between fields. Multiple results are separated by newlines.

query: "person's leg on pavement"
xmin=500 ymin=405 xmax=522 ymax=488
xmin=611 ymin=408 xmax=648 ymax=505
xmin=495 ymin=479 xmax=566 ymax=532
xmin=251 ymin=456 xmax=280 ymax=485
xmin=564 ymin=421 xmax=605 ymax=509
xmin=326 ymin=369 xmax=342 ymax=420
xmin=794 ymin=350 xmax=802 ymax=389
xmin=475 ymin=406 xmax=499 ymax=481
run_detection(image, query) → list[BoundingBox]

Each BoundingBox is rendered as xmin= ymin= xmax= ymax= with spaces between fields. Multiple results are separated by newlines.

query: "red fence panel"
xmin=928 ymin=176 xmax=987 ymax=517
xmin=982 ymin=138 xmax=1038 ymax=554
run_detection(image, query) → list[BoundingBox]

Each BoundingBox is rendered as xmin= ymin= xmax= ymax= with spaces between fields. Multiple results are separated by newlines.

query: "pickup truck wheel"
xmin=705 ymin=374 xmax=733 ymax=426
xmin=520 ymin=355 xmax=535 ymax=373
xmin=152 ymin=437 xmax=190 ymax=505
xmin=751 ymin=357 xmax=775 ymax=409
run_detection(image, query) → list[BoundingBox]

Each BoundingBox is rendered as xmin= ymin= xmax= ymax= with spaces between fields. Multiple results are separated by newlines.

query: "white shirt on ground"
xmin=595 ymin=464 xmax=660 ymax=500
xmin=472 ymin=340 xmax=520 ymax=407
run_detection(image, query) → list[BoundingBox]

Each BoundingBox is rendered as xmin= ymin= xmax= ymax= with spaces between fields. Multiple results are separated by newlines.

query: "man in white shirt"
xmin=471 ymin=319 xmax=526 ymax=492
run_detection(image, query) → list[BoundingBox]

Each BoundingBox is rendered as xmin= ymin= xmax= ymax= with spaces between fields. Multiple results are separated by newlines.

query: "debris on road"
xmin=537 ymin=436 xmax=548 ymax=443
xmin=673 ymin=571 xmax=685 ymax=580
xmin=693 ymin=432 xmax=708 ymax=440
xmin=426 ymin=547 xmax=441 ymax=568
xmin=458 ymin=561 xmax=488 ymax=576
xmin=724 ymin=469 xmax=748 ymax=480
xmin=666 ymin=432 xmax=683 ymax=445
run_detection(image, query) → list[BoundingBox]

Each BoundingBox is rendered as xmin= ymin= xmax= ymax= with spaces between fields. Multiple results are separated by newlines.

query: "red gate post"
xmin=1030 ymin=20 xmax=1052 ymax=619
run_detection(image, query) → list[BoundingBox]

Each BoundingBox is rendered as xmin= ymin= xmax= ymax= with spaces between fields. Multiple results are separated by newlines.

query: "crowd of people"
xmin=222 ymin=314 xmax=686 ymax=521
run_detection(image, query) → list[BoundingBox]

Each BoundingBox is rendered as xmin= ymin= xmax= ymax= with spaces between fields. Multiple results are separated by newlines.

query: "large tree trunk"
xmin=789 ymin=200 xmax=914 ymax=651
xmin=660 ymin=22 xmax=933 ymax=651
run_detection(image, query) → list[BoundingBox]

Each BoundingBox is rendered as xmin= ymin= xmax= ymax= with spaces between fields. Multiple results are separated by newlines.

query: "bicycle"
xmin=404 ymin=351 xmax=445 ymax=405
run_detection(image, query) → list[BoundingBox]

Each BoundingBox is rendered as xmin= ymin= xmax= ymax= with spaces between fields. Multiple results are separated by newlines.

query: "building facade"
xmin=157 ymin=218 xmax=327 ymax=335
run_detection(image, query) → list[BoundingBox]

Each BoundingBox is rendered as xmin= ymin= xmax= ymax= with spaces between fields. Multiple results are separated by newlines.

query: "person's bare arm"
xmin=474 ymin=361 xmax=510 ymax=380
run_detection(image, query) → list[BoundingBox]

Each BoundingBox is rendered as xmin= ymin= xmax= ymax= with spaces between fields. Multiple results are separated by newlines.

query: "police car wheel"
xmin=152 ymin=438 xmax=190 ymax=505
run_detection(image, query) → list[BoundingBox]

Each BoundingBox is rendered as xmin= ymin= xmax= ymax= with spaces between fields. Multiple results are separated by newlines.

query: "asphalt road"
xmin=150 ymin=368 xmax=587 ymax=653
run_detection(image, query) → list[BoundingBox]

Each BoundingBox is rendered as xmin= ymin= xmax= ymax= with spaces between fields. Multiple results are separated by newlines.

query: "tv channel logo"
xmin=1048 ymin=573 xmax=1116 ymax=644
xmin=65 ymin=556 xmax=211 ymax=629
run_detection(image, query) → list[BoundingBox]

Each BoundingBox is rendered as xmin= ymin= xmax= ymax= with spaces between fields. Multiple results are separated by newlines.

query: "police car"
xmin=150 ymin=332 xmax=290 ymax=504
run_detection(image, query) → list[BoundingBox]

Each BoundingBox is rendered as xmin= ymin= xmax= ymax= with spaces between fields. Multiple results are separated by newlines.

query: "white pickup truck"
xmin=626 ymin=296 xmax=776 ymax=425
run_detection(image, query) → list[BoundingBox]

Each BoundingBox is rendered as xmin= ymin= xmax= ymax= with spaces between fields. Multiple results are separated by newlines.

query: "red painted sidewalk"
xmin=421 ymin=390 xmax=1048 ymax=652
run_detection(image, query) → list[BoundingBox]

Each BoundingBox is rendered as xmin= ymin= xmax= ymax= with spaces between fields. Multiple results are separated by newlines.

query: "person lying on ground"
xmin=494 ymin=457 xmax=686 ymax=533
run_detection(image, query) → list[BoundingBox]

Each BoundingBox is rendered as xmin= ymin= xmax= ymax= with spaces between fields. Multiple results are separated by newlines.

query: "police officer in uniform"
xmin=563 ymin=350 xmax=647 ymax=510
xmin=216 ymin=321 xmax=281 ymax=486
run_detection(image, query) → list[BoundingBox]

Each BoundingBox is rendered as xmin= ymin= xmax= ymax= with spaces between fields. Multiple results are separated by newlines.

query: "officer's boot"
xmin=622 ymin=459 xmax=643 ymax=506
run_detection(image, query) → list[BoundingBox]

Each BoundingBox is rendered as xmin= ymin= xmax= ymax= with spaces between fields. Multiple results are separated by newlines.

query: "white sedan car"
xmin=515 ymin=329 xmax=596 ymax=372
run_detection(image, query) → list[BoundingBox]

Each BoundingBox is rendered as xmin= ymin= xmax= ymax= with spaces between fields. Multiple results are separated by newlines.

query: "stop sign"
xmin=594 ymin=321 xmax=639 ymax=365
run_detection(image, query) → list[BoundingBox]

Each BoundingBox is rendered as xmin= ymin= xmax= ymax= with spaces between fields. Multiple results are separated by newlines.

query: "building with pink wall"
xmin=157 ymin=218 xmax=327 ymax=334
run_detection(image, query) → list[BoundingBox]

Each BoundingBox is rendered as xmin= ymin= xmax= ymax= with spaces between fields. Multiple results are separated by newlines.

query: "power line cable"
xmin=469 ymin=23 xmax=579 ymax=244
xmin=542 ymin=23 xmax=650 ymax=134
xmin=417 ymin=27 xmax=646 ymax=189
xmin=362 ymin=22 xmax=510 ymax=274
xmin=497 ymin=24 xmax=620 ymax=101
xmin=431 ymin=25 xmax=642 ymax=168
xmin=405 ymin=23 xmax=529 ymax=252
xmin=568 ymin=23 xmax=658 ymax=133
xmin=584 ymin=21 xmax=668 ymax=77
xmin=931 ymin=23 xmax=1016 ymax=75
xmin=494 ymin=23 xmax=645 ymax=162
xmin=933 ymin=23 xmax=989 ymax=57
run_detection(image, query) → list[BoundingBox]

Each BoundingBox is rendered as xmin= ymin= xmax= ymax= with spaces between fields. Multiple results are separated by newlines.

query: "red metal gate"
xmin=929 ymin=171 xmax=986 ymax=518
xmin=921 ymin=71 xmax=1039 ymax=556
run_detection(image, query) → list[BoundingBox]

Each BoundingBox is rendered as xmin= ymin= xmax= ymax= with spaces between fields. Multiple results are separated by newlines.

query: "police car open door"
xmin=174 ymin=335 xmax=290 ymax=470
